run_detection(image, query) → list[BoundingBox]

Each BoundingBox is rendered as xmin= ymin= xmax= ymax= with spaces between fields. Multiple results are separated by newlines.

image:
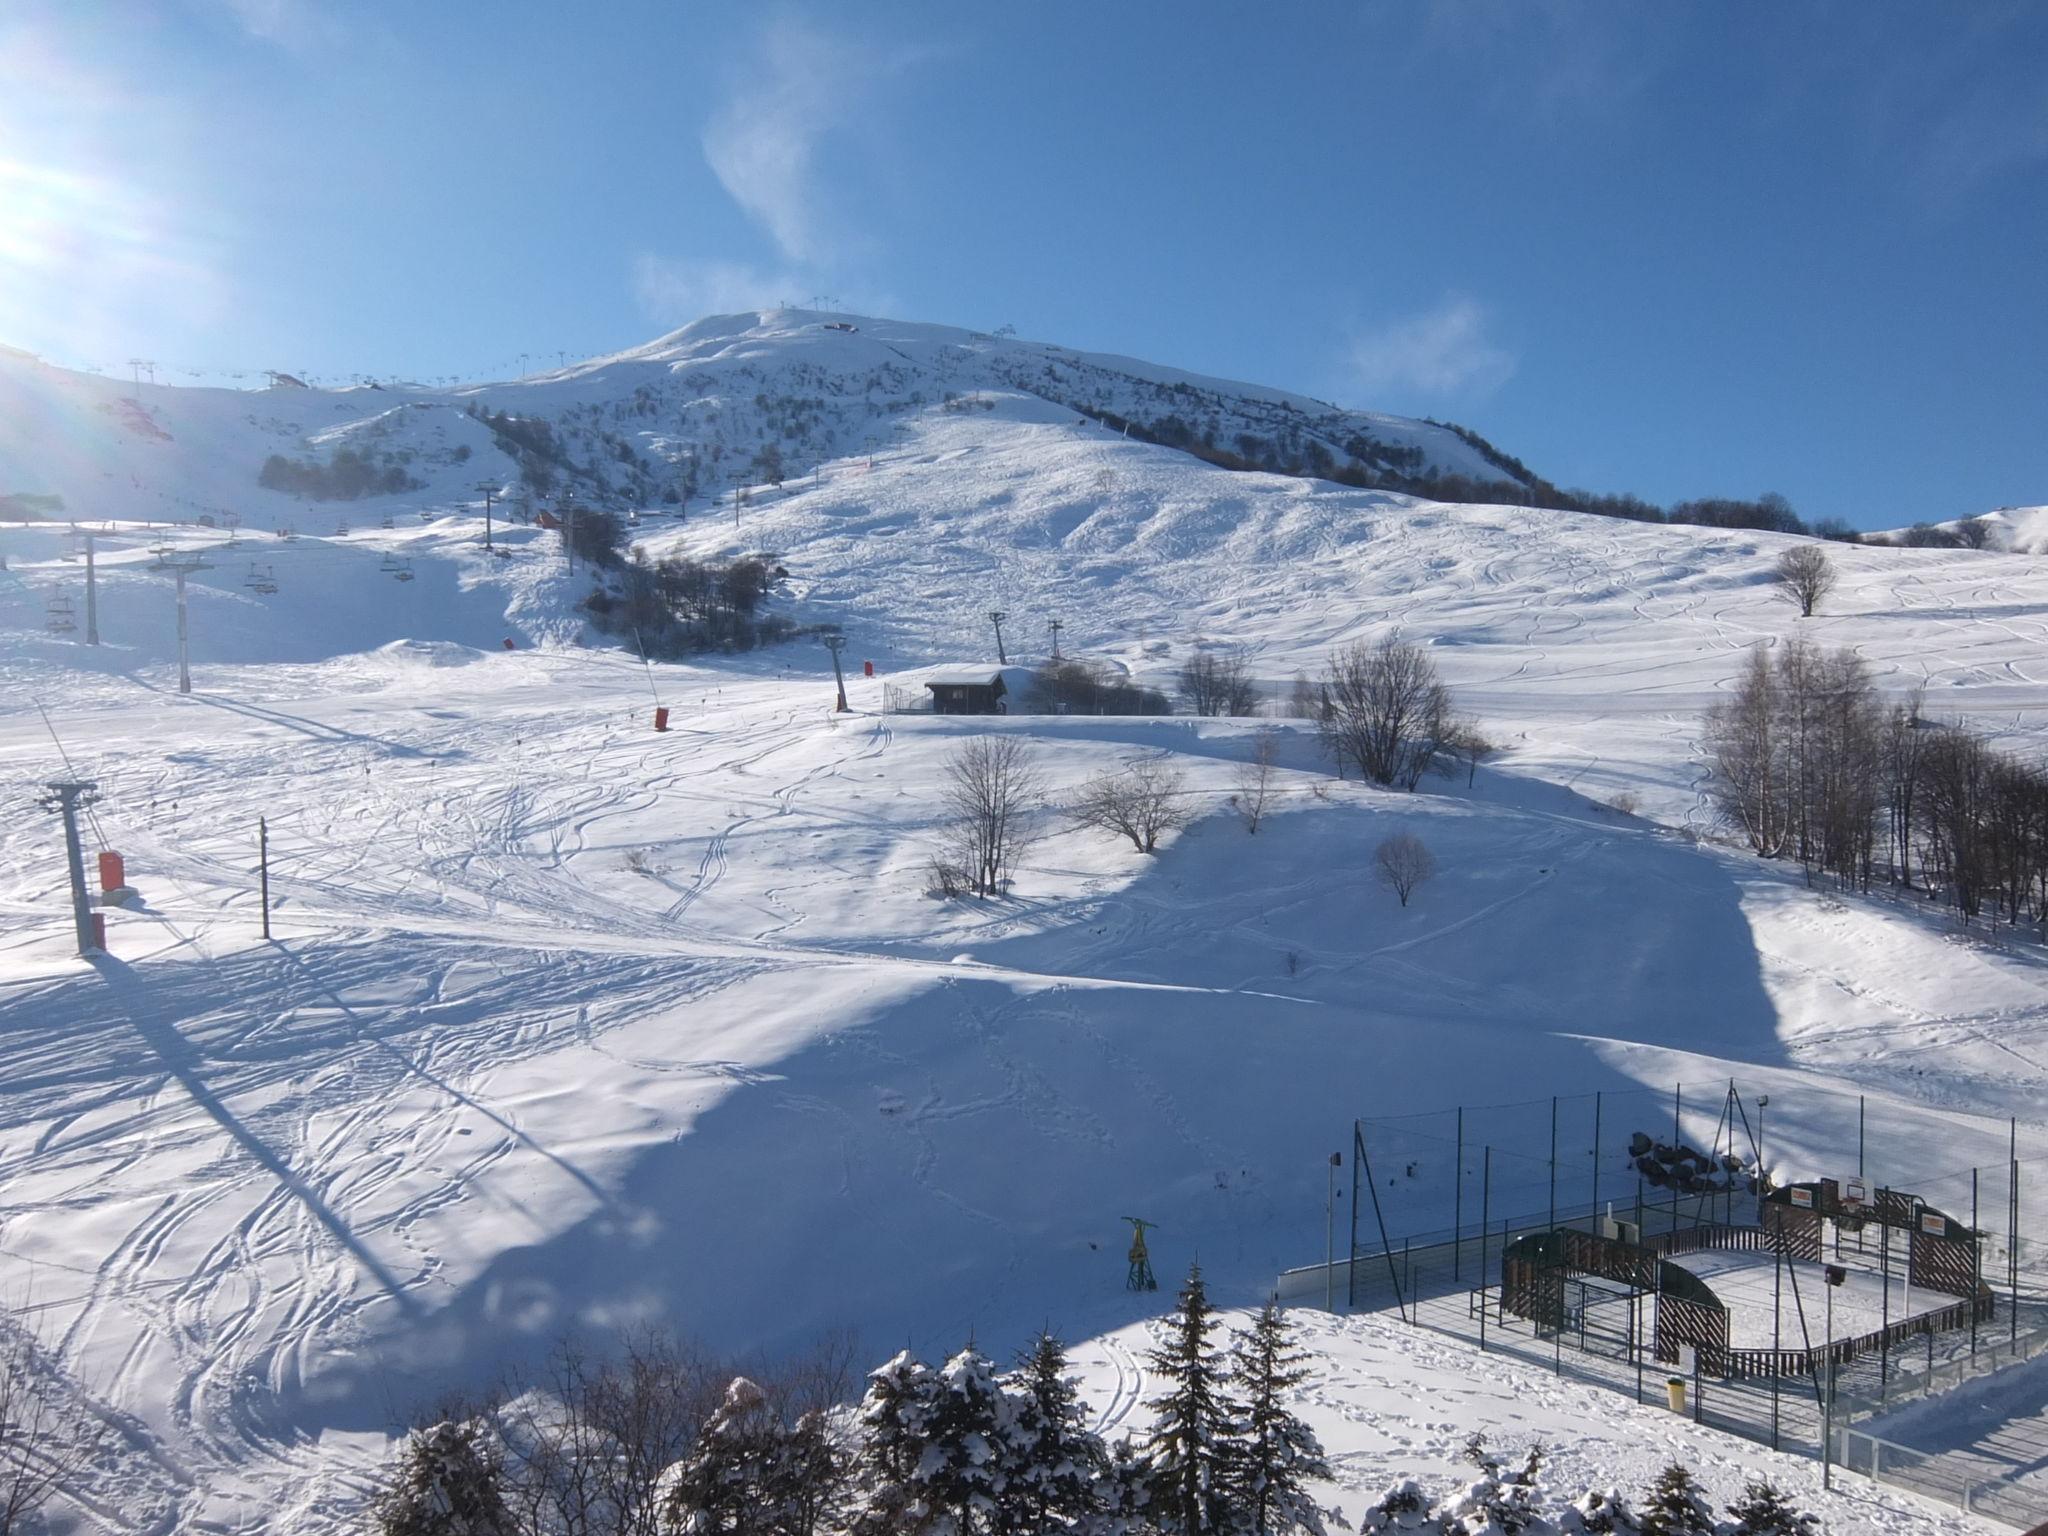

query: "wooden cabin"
xmin=924 ymin=670 xmax=1008 ymax=715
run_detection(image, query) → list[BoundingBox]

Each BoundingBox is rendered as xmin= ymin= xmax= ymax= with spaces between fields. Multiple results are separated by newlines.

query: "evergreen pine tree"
xmin=851 ymin=1350 xmax=942 ymax=1536
xmin=1090 ymin=1436 xmax=1156 ymax=1536
xmin=1559 ymin=1488 xmax=1640 ymax=1536
xmin=1228 ymin=1305 xmax=1335 ymax=1536
xmin=1638 ymin=1465 xmax=1713 ymax=1536
xmin=1003 ymin=1331 xmax=1106 ymax=1534
xmin=1140 ymin=1264 xmax=1245 ymax=1536
xmin=923 ymin=1344 xmax=1018 ymax=1536
xmin=372 ymin=1420 xmax=512 ymax=1536
xmin=1358 ymin=1478 xmax=1432 ymax=1533
xmin=661 ymin=1377 xmax=787 ymax=1536
xmin=777 ymin=1409 xmax=847 ymax=1536
xmin=1435 ymin=1438 xmax=1544 ymax=1536
xmin=1723 ymin=1479 xmax=1814 ymax=1536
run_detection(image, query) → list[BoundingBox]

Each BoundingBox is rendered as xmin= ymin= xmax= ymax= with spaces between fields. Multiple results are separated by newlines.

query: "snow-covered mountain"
xmin=0 ymin=308 xmax=1532 ymax=533
xmin=2 ymin=311 xmax=2046 ymax=1534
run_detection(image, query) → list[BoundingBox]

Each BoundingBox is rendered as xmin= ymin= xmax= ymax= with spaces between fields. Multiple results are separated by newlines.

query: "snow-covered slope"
xmin=0 ymin=308 xmax=1525 ymax=536
xmin=2 ymin=316 xmax=2046 ymax=1533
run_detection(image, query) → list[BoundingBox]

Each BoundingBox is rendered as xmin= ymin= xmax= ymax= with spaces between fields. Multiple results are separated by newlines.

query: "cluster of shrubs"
xmin=1022 ymin=659 xmax=1172 ymax=716
xmin=258 ymin=448 xmax=420 ymax=501
xmin=582 ymin=546 xmax=794 ymax=657
xmin=1364 ymin=1449 xmax=1815 ymax=1536
xmin=1626 ymin=1132 xmax=1759 ymax=1197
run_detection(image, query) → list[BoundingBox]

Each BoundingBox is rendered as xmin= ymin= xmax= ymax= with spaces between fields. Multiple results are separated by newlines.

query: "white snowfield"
xmin=0 ymin=312 xmax=2043 ymax=1531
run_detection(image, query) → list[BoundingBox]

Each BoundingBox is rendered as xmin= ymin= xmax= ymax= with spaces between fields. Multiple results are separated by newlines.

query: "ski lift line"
xmin=33 ymin=699 xmax=110 ymax=851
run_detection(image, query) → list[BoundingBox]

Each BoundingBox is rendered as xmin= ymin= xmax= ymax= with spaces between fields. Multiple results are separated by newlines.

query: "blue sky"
xmin=1 ymin=1 xmax=2041 ymax=527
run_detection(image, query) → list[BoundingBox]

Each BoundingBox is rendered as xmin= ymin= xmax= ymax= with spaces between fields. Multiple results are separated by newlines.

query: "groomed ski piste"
xmin=3 ymin=312 xmax=2046 ymax=1531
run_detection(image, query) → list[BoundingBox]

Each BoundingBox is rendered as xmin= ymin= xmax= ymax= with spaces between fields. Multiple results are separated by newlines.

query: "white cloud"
xmin=700 ymin=15 xmax=929 ymax=265
xmin=203 ymin=0 xmax=348 ymax=52
xmin=1346 ymin=297 xmax=1517 ymax=402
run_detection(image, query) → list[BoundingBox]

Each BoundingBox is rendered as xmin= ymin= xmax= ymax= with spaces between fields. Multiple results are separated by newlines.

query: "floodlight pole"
xmin=259 ymin=816 xmax=271 ymax=940
xmin=83 ymin=534 xmax=100 ymax=646
xmin=988 ymin=610 xmax=1008 ymax=665
xmin=1326 ymin=1151 xmax=1341 ymax=1311
xmin=823 ymin=634 xmax=849 ymax=712
xmin=45 ymin=780 xmax=99 ymax=955
xmin=1048 ymin=617 xmax=1063 ymax=660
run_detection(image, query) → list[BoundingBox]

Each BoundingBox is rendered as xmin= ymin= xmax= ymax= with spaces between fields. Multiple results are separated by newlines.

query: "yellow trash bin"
xmin=1666 ymin=1377 xmax=1687 ymax=1413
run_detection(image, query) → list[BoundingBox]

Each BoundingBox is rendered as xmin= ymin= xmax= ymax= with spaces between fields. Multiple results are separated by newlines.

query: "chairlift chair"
xmin=380 ymin=514 xmax=395 ymax=530
xmin=45 ymin=593 xmax=75 ymax=634
xmin=392 ymin=558 xmax=416 ymax=583
xmin=379 ymin=551 xmax=400 ymax=572
xmin=245 ymin=562 xmax=279 ymax=595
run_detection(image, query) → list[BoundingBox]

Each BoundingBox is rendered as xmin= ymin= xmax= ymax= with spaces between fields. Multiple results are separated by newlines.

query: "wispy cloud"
xmin=201 ymin=0 xmax=349 ymax=53
xmin=1345 ymin=297 xmax=1516 ymax=403
xmin=700 ymin=14 xmax=929 ymax=265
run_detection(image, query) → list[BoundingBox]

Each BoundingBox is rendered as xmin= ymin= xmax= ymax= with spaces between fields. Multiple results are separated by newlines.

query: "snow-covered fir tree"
xmin=1638 ymin=1465 xmax=1713 ymax=1536
xmin=922 ymin=1344 xmax=1018 ymax=1536
xmin=1227 ymin=1304 xmax=1335 ymax=1536
xmin=851 ymin=1350 xmax=942 ymax=1536
xmin=1140 ymin=1263 xmax=1245 ymax=1536
xmin=1435 ymin=1437 xmax=1544 ymax=1536
xmin=1722 ymin=1479 xmax=1814 ymax=1536
xmin=1092 ymin=1436 xmax=1157 ymax=1536
xmin=659 ymin=1375 xmax=844 ymax=1536
xmin=372 ymin=1420 xmax=511 ymax=1536
xmin=1002 ymin=1331 xmax=1106 ymax=1534
xmin=1357 ymin=1478 xmax=1432 ymax=1534
xmin=1558 ymin=1487 xmax=1639 ymax=1536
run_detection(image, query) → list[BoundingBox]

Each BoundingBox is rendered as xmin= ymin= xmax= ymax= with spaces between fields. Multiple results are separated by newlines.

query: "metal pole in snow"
xmin=175 ymin=566 xmax=191 ymax=694
xmin=259 ymin=816 xmax=271 ymax=941
xmin=84 ymin=534 xmax=99 ymax=646
xmin=46 ymin=781 xmax=98 ymax=955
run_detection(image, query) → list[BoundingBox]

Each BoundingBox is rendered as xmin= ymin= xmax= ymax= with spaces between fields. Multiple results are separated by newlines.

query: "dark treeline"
xmin=1073 ymin=405 xmax=1906 ymax=545
xmin=258 ymin=448 xmax=420 ymax=501
xmin=1706 ymin=636 xmax=2048 ymax=925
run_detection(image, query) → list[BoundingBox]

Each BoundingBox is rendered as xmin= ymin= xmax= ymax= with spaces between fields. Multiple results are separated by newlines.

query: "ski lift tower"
xmin=1123 ymin=1217 xmax=1159 ymax=1292
xmin=152 ymin=550 xmax=214 ymax=695
xmin=38 ymin=780 xmax=101 ymax=955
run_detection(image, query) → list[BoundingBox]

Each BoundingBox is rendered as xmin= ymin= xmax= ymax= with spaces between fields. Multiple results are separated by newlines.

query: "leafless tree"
xmin=1286 ymin=671 xmax=1325 ymax=721
xmin=1775 ymin=545 xmax=1837 ymax=618
xmin=1444 ymin=715 xmax=1494 ymax=788
xmin=1177 ymin=648 xmax=1259 ymax=717
xmin=1233 ymin=728 xmax=1279 ymax=833
xmin=1374 ymin=832 xmax=1437 ymax=907
xmin=942 ymin=736 xmax=1042 ymax=896
xmin=1320 ymin=635 xmax=1455 ymax=789
xmin=0 ymin=1326 xmax=102 ymax=1536
xmin=1072 ymin=759 xmax=1195 ymax=852
xmin=1954 ymin=516 xmax=1994 ymax=550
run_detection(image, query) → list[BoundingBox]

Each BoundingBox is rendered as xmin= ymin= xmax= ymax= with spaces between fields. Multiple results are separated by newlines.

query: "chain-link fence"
xmin=1305 ymin=1081 xmax=2048 ymax=1528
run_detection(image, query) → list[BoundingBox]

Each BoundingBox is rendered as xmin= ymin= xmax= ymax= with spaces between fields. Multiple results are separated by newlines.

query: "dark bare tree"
xmin=942 ymin=736 xmax=1042 ymax=897
xmin=1073 ymin=759 xmax=1195 ymax=853
xmin=1374 ymin=832 xmax=1437 ymax=907
xmin=0 ymin=1327 xmax=98 ymax=1536
xmin=1178 ymin=649 xmax=1260 ymax=717
xmin=1774 ymin=545 xmax=1837 ymax=618
xmin=1320 ymin=636 xmax=1454 ymax=789
xmin=1233 ymin=728 xmax=1279 ymax=833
